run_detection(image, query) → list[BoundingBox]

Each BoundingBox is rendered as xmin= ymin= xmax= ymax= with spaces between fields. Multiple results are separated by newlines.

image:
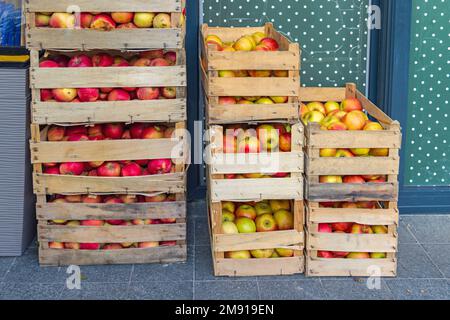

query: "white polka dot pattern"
xmin=404 ymin=0 xmax=450 ymax=186
xmin=202 ymin=0 xmax=370 ymax=89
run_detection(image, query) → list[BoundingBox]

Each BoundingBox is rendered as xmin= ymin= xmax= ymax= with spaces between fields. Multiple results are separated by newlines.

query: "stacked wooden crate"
xmin=25 ymin=1 xmax=188 ymax=266
xmin=301 ymin=83 xmax=401 ymax=277
xmin=201 ymin=23 xmax=305 ymax=276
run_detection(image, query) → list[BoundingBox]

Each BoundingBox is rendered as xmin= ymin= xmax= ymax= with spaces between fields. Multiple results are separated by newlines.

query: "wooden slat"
xmin=307 ymin=232 xmax=397 ymax=252
xmin=31 ymin=66 xmax=186 ymax=88
xmin=210 ymin=152 xmax=304 ymax=175
xmin=37 ymin=201 xmax=186 ymax=220
xmin=26 ymin=0 xmax=182 ymax=12
xmin=27 ymin=29 xmax=183 ymax=50
xmin=34 ymin=173 xmax=185 ymax=194
xmin=39 ymin=224 xmax=185 ymax=243
xmin=210 ymin=177 xmax=303 ymax=201
xmin=32 ymin=99 xmax=187 ymax=124
xmin=214 ymin=230 xmax=303 ymax=252
xmin=215 ymin=256 xmax=304 ymax=277
xmin=306 ymin=257 xmax=397 ymax=277
xmin=207 ymin=51 xmax=299 ymax=70
xmin=356 ymin=90 xmax=395 ymax=125
xmin=307 ymin=129 xmax=401 ymax=149
xmin=306 ymin=156 xmax=400 ymax=175
xmin=299 ymin=87 xmax=347 ymax=102
xmin=39 ymin=245 xmax=187 ymax=266
xmin=307 ymin=207 xmax=399 ymax=225
xmin=31 ymin=139 xmax=182 ymax=163
xmin=207 ymin=103 xmax=299 ymax=124
xmin=208 ymin=77 xmax=299 ymax=97
xmin=307 ymin=182 xmax=398 ymax=202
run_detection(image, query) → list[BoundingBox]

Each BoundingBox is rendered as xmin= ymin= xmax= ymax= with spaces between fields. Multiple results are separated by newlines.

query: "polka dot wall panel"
xmin=404 ymin=0 xmax=450 ymax=186
xmin=202 ymin=0 xmax=370 ymax=89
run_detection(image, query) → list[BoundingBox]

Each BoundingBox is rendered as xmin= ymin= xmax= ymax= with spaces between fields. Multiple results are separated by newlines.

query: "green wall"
xmin=202 ymin=0 xmax=370 ymax=90
xmin=404 ymin=0 xmax=450 ymax=186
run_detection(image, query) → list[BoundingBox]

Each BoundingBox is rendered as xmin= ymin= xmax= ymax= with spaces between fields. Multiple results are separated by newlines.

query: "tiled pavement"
xmin=0 ymin=201 xmax=449 ymax=300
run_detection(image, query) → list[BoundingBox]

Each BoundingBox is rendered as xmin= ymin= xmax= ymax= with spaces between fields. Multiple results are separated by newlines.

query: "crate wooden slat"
xmin=305 ymin=201 xmax=398 ymax=277
xmin=201 ymin=23 xmax=300 ymax=123
xmin=37 ymin=201 xmax=185 ymax=220
xmin=25 ymin=0 xmax=185 ymax=50
xmin=208 ymin=199 xmax=305 ymax=277
xmin=302 ymin=83 xmax=401 ymax=202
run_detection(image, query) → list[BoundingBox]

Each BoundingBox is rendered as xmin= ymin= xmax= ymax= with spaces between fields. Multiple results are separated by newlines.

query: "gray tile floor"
xmin=0 ymin=201 xmax=449 ymax=300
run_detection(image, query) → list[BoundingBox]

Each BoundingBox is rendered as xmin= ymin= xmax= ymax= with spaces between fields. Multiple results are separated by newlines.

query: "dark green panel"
xmin=404 ymin=0 xmax=450 ymax=186
xmin=202 ymin=0 xmax=370 ymax=90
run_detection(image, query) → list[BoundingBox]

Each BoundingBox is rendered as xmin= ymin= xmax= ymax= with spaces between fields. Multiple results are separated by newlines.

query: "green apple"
xmin=222 ymin=209 xmax=236 ymax=222
xmin=254 ymin=202 xmax=273 ymax=216
xmin=255 ymin=214 xmax=277 ymax=232
xmin=274 ymin=209 xmax=294 ymax=230
xmin=221 ymin=201 xmax=235 ymax=214
xmin=221 ymin=221 xmax=239 ymax=234
xmin=236 ymin=217 xmax=256 ymax=233
xmin=370 ymin=252 xmax=387 ymax=259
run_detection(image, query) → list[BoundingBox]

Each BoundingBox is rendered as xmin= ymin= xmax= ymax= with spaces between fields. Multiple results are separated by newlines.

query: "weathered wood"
xmin=207 ymin=51 xmax=299 ymax=71
xmin=214 ymin=230 xmax=303 ymax=252
xmin=208 ymin=77 xmax=299 ymax=97
xmin=306 ymin=257 xmax=397 ymax=277
xmin=215 ymin=256 xmax=304 ymax=277
xmin=210 ymin=152 xmax=304 ymax=175
xmin=207 ymin=103 xmax=299 ymax=124
xmin=39 ymin=224 xmax=185 ymax=243
xmin=307 ymin=232 xmax=397 ymax=252
xmin=26 ymin=0 xmax=182 ymax=12
xmin=299 ymin=87 xmax=347 ymax=102
xmin=32 ymin=99 xmax=187 ymax=124
xmin=34 ymin=173 xmax=186 ymax=194
xmin=307 ymin=182 xmax=398 ymax=202
xmin=37 ymin=201 xmax=186 ymax=220
xmin=31 ymin=138 xmax=182 ymax=163
xmin=307 ymin=206 xmax=399 ymax=225
xmin=26 ymin=28 xmax=183 ymax=50
xmin=211 ymin=177 xmax=303 ymax=201
xmin=306 ymin=155 xmax=400 ymax=176
xmin=307 ymin=127 xmax=402 ymax=149
xmin=31 ymin=66 xmax=186 ymax=89
xmin=39 ymin=245 xmax=187 ymax=266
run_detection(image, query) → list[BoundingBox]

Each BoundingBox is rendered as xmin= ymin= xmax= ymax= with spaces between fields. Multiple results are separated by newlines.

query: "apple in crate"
xmin=274 ymin=210 xmax=294 ymax=230
xmin=225 ymin=251 xmax=251 ymax=259
xmin=79 ymin=243 xmax=101 ymax=250
xmin=147 ymin=159 xmax=172 ymax=175
xmin=49 ymin=13 xmax=75 ymax=29
xmin=269 ymin=200 xmax=290 ymax=212
xmin=138 ymin=242 xmax=159 ymax=248
xmin=39 ymin=60 xmax=59 ymax=68
xmin=68 ymin=54 xmax=93 ymax=68
xmin=97 ymin=162 xmax=121 ymax=177
xmin=90 ymin=14 xmax=116 ymax=30
xmin=121 ymin=162 xmax=142 ymax=177
xmin=64 ymin=242 xmax=80 ymax=250
xmin=102 ymin=243 xmax=123 ymax=250
xmin=111 ymin=12 xmax=134 ymax=24
xmin=59 ymin=162 xmax=85 ymax=175
xmin=250 ymin=249 xmax=274 ymax=259
xmin=134 ymin=13 xmax=156 ymax=28
xmin=255 ymin=214 xmax=277 ymax=232
xmin=340 ymin=98 xmax=362 ymax=112
xmin=102 ymin=123 xmax=124 ymax=139
xmin=137 ymin=87 xmax=160 ymax=100
xmin=52 ymin=88 xmax=77 ymax=102
xmin=235 ymin=217 xmax=256 ymax=233
xmin=49 ymin=242 xmax=64 ymax=249
xmin=275 ymin=248 xmax=294 ymax=257
xmin=92 ymin=53 xmax=114 ymax=67
xmin=108 ymin=89 xmax=131 ymax=101
xmin=346 ymin=252 xmax=370 ymax=259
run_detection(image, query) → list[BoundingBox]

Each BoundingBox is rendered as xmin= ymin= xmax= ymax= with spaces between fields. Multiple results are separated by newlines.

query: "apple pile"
xmin=302 ymin=99 xmax=390 ymax=160
xmin=43 ymin=123 xmax=176 ymax=176
xmin=36 ymin=12 xmax=175 ymax=29
xmin=205 ymin=32 xmax=287 ymax=79
xmin=39 ymin=50 xmax=177 ymax=103
xmin=47 ymin=193 xmax=178 ymax=250
xmin=220 ymin=200 xmax=296 ymax=259
xmin=49 ymin=241 xmax=177 ymax=251
xmin=317 ymin=222 xmax=389 ymax=259
xmin=218 ymin=96 xmax=289 ymax=105
xmin=319 ymin=201 xmax=379 ymax=209
xmin=319 ymin=174 xmax=388 ymax=184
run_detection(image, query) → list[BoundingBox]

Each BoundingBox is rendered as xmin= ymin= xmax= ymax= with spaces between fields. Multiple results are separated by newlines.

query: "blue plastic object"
xmin=0 ymin=1 xmax=22 ymax=47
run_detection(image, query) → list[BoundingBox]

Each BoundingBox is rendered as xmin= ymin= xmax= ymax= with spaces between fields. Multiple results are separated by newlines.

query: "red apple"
xmin=79 ymin=243 xmax=100 ymax=250
xmin=121 ymin=162 xmax=142 ymax=176
xmin=97 ymin=162 xmax=121 ymax=177
xmin=44 ymin=166 xmax=60 ymax=175
xmin=160 ymin=241 xmax=177 ymax=246
xmin=259 ymin=37 xmax=279 ymax=51
xmin=140 ymin=50 xmax=164 ymax=60
xmin=107 ymin=89 xmax=131 ymax=101
xmin=137 ymin=87 xmax=160 ymax=100
xmin=40 ymin=89 xmax=54 ymax=101
xmin=164 ymin=51 xmax=177 ymax=65
xmin=81 ymin=195 xmax=103 ymax=203
xmin=50 ymin=55 xmax=70 ymax=67
xmin=77 ymin=12 xmax=93 ymax=28
xmin=92 ymin=53 xmax=114 ymax=67
xmin=67 ymin=133 xmax=89 ymax=141
xmin=343 ymin=175 xmax=366 ymax=184
xmin=331 ymin=222 xmax=353 ymax=232
xmin=90 ymin=14 xmax=116 ymax=30
xmin=68 ymin=54 xmax=93 ymax=68
xmin=147 ymin=159 xmax=172 ymax=175
xmin=102 ymin=123 xmax=124 ymax=139
xmin=81 ymin=220 xmax=104 ymax=227
xmin=77 ymin=88 xmax=99 ymax=102
xmin=59 ymin=162 xmax=85 ymax=175
xmin=130 ymin=123 xmax=146 ymax=139
xmin=318 ymin=251 xmax=334 ymax=258
xmin=318 ymin=223 xmax=333 ymax=233
xmin=340 ymin=98 xmax=363 ymax=112
xmin=141 ymin=126 xmax=164 ymax=139
xmin=39 ymin=60 xmax=59 ymax=68
xmin=111 ymin=12 xmax=134 ymax=24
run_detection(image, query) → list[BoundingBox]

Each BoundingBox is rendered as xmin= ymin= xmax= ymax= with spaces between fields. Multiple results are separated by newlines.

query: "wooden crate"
xmin=200 ymin=23 xmax=300 ymax=123
xmin=207 ymin=123 xmax=304 ymax=202
xmin=24 ymin=0 xmax=185 ymax=50
xmin=305 ymin=201 xmax=398 ymax=277
xmin=29 ymin=50 xmax=186 ymax=124
xmin=208 ymin=199 xmax=304 ymax=277
xmin=38 ymin=200 xmax=187 ymax=266
xmin=30 ymin=123 xmax=188 ymax=195
xmin=301 ymin=83 xmax=402 ymax=202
